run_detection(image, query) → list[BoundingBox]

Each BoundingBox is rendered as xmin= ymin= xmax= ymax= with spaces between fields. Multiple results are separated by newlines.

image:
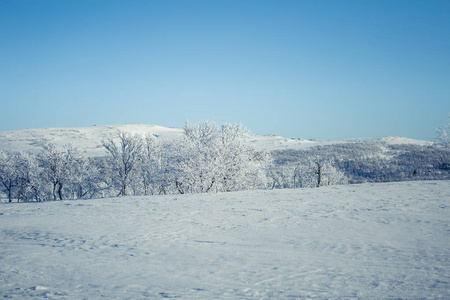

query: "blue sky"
xmin=1 ymin=0 xmax=449 ymax=140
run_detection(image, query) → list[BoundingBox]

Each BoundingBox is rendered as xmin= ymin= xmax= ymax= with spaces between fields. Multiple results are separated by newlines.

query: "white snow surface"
xmin=1 ymin=180 xmax=449 ymax=299
xmin=0 ymin=124 xmax=435 ymax=156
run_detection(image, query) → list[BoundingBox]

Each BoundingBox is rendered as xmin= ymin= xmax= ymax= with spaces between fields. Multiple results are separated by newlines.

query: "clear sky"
xmin=1 ymin=0 xmax=449 ymax=140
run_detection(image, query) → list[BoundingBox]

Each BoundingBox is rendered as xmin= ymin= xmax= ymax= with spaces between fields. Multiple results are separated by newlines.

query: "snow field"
xmin=1 ymin=180 xmax=449 ymax=299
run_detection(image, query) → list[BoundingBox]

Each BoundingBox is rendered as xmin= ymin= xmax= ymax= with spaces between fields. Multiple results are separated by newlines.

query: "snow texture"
xmin=1 ymin=180 xmax=449 ymax=299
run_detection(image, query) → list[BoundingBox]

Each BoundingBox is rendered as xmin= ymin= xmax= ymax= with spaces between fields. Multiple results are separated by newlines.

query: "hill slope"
xmin=1 ymin=180 xmax=449 ymax=299
xmin=0 ymin=124 xmax=434 ymax=156
xmin=0 ymin=124 xmax=183 ymax=157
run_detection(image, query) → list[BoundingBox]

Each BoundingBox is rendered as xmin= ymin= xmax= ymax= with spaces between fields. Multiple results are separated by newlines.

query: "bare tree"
xmin=39 ymin=144 xmax=83 ymax=200
xmin=137 ymin=133 xmax=174 ymax=195
xmin=69 ymin=157 xmax=102 ymax=199
xmin=15 ymin=152 xmax=41 ymax=202
xmin=102 ymin=131 xmax=143 ymax=196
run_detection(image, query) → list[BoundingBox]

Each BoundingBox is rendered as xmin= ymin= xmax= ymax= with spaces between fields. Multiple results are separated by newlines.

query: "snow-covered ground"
xmin=1 ymin=180 xmax=449 ymax=299
xmin=0 ymin=124 xmax=435 ymax=156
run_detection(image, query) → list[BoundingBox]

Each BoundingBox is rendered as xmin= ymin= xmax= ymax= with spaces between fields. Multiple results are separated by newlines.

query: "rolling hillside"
xmin=0 ymin=124 xmax=435 ymax=157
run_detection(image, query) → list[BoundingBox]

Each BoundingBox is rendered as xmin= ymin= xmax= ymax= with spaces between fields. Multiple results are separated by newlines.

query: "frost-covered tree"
xmin=102 ymin=131 xmax=144 ymax=196
xmin=174 ymin=121 xmax=269 ymax=193
xmin=0 ymin=150 xmax=19 ymax=202
xmin=436 ymin=113 xmax=450 ymax=148
xmin=268 ymin=165 xmax=294 ymax=189
xmin=137 ymin=134 xmax=161 ymax=195
xmin=319 ymin=161 xmax=349 ymax=186
xmin=172 ymin=121 xmax=218 ymax=193
xmin=137 ymin=134 xmax=180 ymax=195
xmin=68 ymin=157 xmax=102 ymax=199
xmin=0 ymin=151 xmax=42 ymax=202
xmin=15 ymin=152 xmax=41 ymax=202
xmin=218 ymin=123 xmax=269 ymax=191
xmin=39 ymin=144 xmax=84 ymax=200
xmin=300 ymin=160 xmax=348 ymax=188
xmin=268 ymin=158 xmax=348 ymax=189
xmin=151 ymin=141 xmax=181 ymax=195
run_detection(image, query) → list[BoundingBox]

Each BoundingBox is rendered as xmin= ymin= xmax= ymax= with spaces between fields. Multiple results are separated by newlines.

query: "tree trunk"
xmin=8 ymin=181 xmax=12 ymax=203
xmin=176 ymin=181 xmax=185 ymax=194
xmin=205 ymin=178 xmax=215 ymax=193
xmin=52 ymin=182 xmax=58 ymax=201
xmin=57 ymin=183 xmax=63 ymax=200
xmin=121 ymin=182 xmax=127 ymax=196
xmin=315 ymin=162 xmax=321 ymax=188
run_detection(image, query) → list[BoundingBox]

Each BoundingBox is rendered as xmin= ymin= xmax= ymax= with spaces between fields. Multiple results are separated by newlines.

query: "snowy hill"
xmin=1 ymin=180 xmax=449 ymax=298
xmin=0 ymin=124 xmax=435 ymax=156
xmin=0 ymin=124 xmax=183 ymax=157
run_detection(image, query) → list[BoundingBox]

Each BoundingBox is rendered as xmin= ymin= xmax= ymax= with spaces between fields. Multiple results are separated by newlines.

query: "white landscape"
xmin=1 ymin=180 xmax=449 ymax=299
xmin=1 ymin=122 xmax=450 ymax=299
xmin=3 ymin=0 xmax=450 ymax=298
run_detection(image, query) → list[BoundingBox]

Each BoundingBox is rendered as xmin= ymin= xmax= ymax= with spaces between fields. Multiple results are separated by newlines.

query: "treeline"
xmin=0 ymin=122 xmax=272 ymax=202
xmin=271 ymin=142 xmax=450 ymax=187
xmin=2 ymin=121 xmax=450 ymax=202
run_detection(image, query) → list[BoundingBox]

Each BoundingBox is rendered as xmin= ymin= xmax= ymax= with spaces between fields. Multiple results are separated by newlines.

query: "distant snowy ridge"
xmin=0 ymin=124 xmax=182 ymax=157
xmin=0 ymin=124 xmax=434 ymax=156
xmin=248 ymin=134 xmax=434 ymax=152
